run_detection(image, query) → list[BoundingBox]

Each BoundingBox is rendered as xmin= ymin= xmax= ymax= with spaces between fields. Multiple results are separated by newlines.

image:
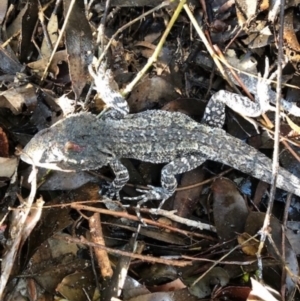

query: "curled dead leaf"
xmin=237 ymin=232 xmax=259 ymax=256
xmin=0 ymin=157 xmax=17 ymax=177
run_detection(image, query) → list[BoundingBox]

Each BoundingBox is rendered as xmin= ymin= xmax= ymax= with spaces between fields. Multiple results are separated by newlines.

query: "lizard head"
xmin=20 ymin=126 xmax=75 ymax=171
xmin=21 ymin=113 xmax=112 ymax=171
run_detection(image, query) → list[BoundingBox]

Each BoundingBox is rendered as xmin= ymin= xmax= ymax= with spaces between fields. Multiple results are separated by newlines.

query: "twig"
xmin=281 ymin=193 xmax=292 ymax=299
xmin=281 ymin=140 xmax=300 ymax=163
xmin=58 ymin=235 xmax=192 ymax=267
xmin=122 ymin=0 xmax=186 ymax=96
xmin=71 ymin=203 xmax=214 ymax=232
xmin=0 ymin=167 xmax=38 ymax=299
xmin=265 ymin=233 xmax=300 ymax=284
xmin=41 ymin=0 xmax=76 ymax=81
xmin=96 ymin=1 xmax=170 ymax=68
xmin=175 ymin=168 xmax=233 ymax=191
xmin=191 ymin=233 xmax=259 ymax=286
xmin=37 ymin=0 xmax=54 ymax=53
xmin=183 ymin=4 xmax=237 ymax=92
xmin=182 ymin=255 xmax=278 ymax=266
xmin=84 ymin=1 xmax=170 ymax=106
xmin=256 ymin=0 xmax=285 ymax=278
xmin=106 ymin=228 xmax=140 ymax=299
xmin=97 ymin=0 xmax=111 ymax=53
xmin=141 ymin=208 xmax=215 ymax=231
xmin=89 ymin=213 xmax=113 ymax=278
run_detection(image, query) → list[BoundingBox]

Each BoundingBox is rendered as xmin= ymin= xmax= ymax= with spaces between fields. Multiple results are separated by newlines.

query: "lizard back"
xmin=100 ymin=110 xmax=215 ymax=161
xmin=102 ymin=110 xmax=300 ymax=197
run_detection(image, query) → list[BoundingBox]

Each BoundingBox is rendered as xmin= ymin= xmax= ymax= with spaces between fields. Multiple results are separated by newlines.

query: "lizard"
xmin=20 ymin=63 xmax=300 ymax=211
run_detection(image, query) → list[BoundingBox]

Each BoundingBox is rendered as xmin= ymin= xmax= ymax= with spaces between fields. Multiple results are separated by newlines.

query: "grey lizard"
xmin=20 ymin=64 xmax=300 ymax=210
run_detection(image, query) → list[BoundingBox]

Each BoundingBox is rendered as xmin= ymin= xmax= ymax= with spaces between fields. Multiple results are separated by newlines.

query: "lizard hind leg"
xmin=201 ymin=93 xmax=227 ymax=128
xmin=202 ymin=57 xmax=273 ymax=128
xmin=202 ymin=90 xmax=269 ymax=128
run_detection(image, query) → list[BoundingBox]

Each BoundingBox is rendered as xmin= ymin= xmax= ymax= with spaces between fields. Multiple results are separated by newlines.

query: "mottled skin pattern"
xmin=21 ymin=110 xmax=300 ymax=205
xmin=203 ymin=60 xmax=275 ymax=128
xmin=21 ymin=65 xmax=300 ymax=209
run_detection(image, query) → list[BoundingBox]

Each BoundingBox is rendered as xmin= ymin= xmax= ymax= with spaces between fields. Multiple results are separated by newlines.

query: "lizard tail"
xmin=215 ymin=135 xmax=300 ymax=197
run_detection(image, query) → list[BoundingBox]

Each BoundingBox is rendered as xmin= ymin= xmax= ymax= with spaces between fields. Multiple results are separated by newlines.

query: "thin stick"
xmin=256 ymin=0 xmax=285 ymax=276
xmin=59 ymin=235 xmax=191 ymax=267
xmin=97 ymin=0 xmax=111 ymax=53
xmin=183 ymin=4 xmax=237 ymax=92
xmin=122 ymin=0 xmax=186 ymax=96
xmin=89 ymin=213 xmax=113 ymax=278
xmin=95 ymin=1 xmax=170 ymax=69
xmin=84 ymin=1 xmax=170 ymax=106
xmin=41 ymin=0 xmax=76 ymax=81
xmin=191 ymin=234 xmax=259 ymax=286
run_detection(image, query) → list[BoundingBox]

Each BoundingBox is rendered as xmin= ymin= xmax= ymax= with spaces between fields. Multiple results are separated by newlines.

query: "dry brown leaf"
xmin=6 ymin=0 xmax=38 ymax=62
xmin=40 ymin=12 xmax=58 ymax=58
xmin=0 ymin=44 xmax=23 ymax=74
xmin=285 ymin=114 xmax=300 ymax=133
xmin=248 ymin=278 xmax=280 ymax=301
xmin=0 ymin=127 xmax=9 ymax=157
xmin=128 ymin=76 xmax=179 ymax=112
xmin=237 ymin=232 xmax=259 ymax=255
xmin=173 ymin=166 xmax=205 ymax=221
xmin=211 ymin=178 xmax=248 ymax=243
xmin=0 ymin=157 xmax=17 ymax=177
xmin=63 ymin=0 xmax=93 ymax=99
xmin=27 ymin=50 xmax=68 ymax=78
xmin=0 ymin=0 xmax=8 ymax=25
xmin=57 ymin=270 xmax=95 ymax=301
xmin=0 ymin=84 xmax=37 ymax=114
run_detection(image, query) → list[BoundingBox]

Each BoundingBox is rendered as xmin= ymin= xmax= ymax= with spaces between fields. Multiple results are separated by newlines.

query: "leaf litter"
xmin=0 ymin=0 xmax=300 ymax=300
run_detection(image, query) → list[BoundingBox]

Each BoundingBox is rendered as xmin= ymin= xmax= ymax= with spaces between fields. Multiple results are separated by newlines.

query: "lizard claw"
xmin=124 ymin=185 xmax=173 ymax=202
xmin=124 ymin=185 xmax=173 ymax=207
xmin=124 ymin=185 xmax=173 ymax=226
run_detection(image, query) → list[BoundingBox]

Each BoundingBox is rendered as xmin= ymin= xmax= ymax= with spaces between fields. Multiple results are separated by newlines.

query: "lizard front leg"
xmin=89 ymin=64 xmax=129 ymax=120
xmin=101 ymin=159 xmax=129 ymax=200
xmin=124 ymin=154 xmax=207 ymax=209
xmin=202 ymin=58 xmax=273 ymax=128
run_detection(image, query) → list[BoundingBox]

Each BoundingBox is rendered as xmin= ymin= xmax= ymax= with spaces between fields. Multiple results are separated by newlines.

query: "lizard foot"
xmin=124 ymin=185 xmax=173 ymax=206
xmin=124 ymin=185 xmax=173 ymax=225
